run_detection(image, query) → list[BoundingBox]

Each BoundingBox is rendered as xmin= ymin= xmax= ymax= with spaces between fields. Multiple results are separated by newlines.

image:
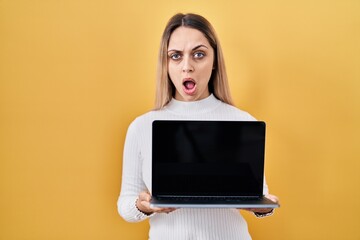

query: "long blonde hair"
xmin=154 ymin=13 xmax=233 ymax=110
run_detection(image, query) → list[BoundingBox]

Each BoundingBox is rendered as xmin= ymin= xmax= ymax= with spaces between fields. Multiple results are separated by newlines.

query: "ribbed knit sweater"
xmin=117 ymin=94 xmax=269 ymax=240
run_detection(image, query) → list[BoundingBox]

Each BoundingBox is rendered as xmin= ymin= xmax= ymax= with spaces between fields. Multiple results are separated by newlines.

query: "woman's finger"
xmin=138 ymin=191 xmax=177 ymax=214
xmin=265 ymin=194 xmax=279 ymax=204
xmin=139 ymin=191 xmax=151 ymax=202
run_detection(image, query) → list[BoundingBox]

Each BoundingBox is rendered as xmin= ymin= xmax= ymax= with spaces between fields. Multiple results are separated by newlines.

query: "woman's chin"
xmin=175 ymin=90 xmax=210 ymax=102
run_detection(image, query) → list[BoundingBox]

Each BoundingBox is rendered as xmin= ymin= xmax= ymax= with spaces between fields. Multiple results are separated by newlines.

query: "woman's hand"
xmin=136 ymin=191 xmax=177 ymax=215
xmin=243 ymin=194 xmax=280 ymax=214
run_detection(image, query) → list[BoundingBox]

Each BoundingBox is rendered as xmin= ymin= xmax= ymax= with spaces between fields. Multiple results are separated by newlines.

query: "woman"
xmin=118 ymin=13 xmax=279 ymax=239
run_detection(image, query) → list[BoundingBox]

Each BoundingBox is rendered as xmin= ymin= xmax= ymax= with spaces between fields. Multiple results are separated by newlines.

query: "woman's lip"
xmin=183 ymin=84 xmax=197 ymax=95
xmin=182 ymin=78 xmax=195 ymax=83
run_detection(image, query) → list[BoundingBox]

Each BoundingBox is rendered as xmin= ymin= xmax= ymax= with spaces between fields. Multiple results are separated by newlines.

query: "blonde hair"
xmin=154 ymin=13 xmax=233 ymax=110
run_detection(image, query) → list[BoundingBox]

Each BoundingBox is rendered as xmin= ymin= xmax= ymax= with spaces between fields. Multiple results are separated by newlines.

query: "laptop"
xmin=150 ymin=120 xmax=279 ymax=209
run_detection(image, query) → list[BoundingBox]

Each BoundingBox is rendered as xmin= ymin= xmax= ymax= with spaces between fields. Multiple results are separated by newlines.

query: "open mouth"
xmin=183 ymin=79 xmax=196 ymax=95
xmin=183 ymin=80 xmax=195 ymax=90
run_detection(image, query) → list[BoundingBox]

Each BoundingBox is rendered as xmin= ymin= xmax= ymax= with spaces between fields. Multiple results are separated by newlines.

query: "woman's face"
xmin=167 ymin=26 xmax=215 ymax=102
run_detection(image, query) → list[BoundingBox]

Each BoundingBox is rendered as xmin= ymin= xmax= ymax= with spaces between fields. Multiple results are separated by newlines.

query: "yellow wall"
xmin=1 ymin=0 xmax=359 ymax=239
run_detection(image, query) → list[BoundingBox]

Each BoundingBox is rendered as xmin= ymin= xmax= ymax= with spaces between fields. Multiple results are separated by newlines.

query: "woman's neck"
xmin=164 ymin=94 xmax=221 ymax=115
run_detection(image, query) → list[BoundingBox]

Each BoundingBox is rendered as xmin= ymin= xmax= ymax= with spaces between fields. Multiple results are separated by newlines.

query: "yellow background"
xmin=1 ymin=0 xmax=359 ymax=239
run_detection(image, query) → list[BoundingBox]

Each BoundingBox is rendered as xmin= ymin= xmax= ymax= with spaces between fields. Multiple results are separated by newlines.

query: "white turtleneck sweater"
xmin=117 ymin=94 xmax=269 ymax=240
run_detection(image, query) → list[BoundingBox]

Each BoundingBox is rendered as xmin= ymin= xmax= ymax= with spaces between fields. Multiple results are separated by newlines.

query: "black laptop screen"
xmin=152 ymin=120 xmax=266 ymax=197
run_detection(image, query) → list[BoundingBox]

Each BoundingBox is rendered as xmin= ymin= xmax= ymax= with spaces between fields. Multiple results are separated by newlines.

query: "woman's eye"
xmin=170 ymin=53 xmax=181 ymax=60
xmin=194 ymin=52 xmax=205 ymax=58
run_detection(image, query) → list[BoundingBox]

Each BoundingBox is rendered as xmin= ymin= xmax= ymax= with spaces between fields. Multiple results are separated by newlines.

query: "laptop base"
xmin=150 ymin=196 xmax=279 ymax=209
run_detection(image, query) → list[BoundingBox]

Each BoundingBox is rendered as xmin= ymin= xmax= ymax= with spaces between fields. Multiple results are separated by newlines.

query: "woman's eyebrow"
xmin=167 ymin=44 xmax=209 ymax=53
xmin=192 ymin=44 xmax=208 ymax=51
xmin=167 ymin=49 xmax=180 ymax=52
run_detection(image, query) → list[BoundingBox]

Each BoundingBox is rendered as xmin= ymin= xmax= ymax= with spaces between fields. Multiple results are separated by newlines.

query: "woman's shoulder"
xmin=127 ymin=110 xmax=164 ymax=129
xmin=217 ymin=101 xmax=257 ymax=121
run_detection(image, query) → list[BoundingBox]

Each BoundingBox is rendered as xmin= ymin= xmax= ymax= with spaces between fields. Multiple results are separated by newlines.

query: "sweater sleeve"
xmin=263 ymin=175 xmax=269 ymax=195
xmin=117 ymin=120 xmax=151 ymax=222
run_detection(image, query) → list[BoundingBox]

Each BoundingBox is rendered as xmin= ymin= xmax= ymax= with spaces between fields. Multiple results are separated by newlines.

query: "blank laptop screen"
xmin=152 ymin=120 xmax=266 ymax=197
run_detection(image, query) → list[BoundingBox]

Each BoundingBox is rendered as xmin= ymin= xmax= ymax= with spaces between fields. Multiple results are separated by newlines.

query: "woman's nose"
xmin=182 ymin=57 xmax=194 ymax=73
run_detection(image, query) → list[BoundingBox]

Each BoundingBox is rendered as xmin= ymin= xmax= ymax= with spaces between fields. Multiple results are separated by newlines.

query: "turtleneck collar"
xmin=164 ymin=94 xmax=221 ymax=116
